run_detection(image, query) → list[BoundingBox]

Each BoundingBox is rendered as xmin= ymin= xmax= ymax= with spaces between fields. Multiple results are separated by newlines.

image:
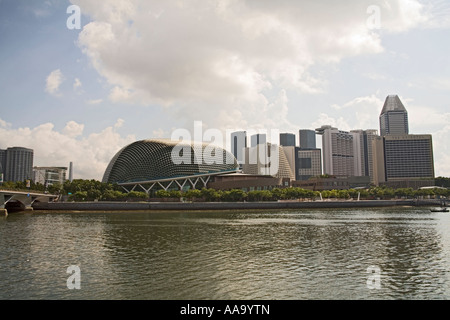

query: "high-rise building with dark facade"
xmin=231 ymin=131 xmax=247 ymax=169
xmin=1 ymin=147 xmax=34 ymax=182
xmin=299 ymin=129 xmax=317 ymax=149
xmin=372 ymin=135 xmax=434 ymax=188
xmin=279 ymin=133 xmax=296 ymax=147
xmin=295 ymin=147 xmax=322 ymax=181
xmin=379 ymin=95 xmax=409 ymax=136
xmin=0 ymin=149 xmax=6 ymax=182
xmin=294 ymin=129 xmax=322 ymax=181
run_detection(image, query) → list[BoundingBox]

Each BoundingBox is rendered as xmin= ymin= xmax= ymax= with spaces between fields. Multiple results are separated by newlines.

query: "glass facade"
xmin=379 ymin=95 xmax=409 ymax=136
xmin=384 ymin=136 xmax=434 ymax=179
xmin=102 ymin=139 xmax=239 ymax=184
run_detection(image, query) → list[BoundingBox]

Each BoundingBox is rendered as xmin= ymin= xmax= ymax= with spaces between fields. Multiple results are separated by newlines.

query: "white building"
xmin=33 ymin=167 xmax=67 ymax=187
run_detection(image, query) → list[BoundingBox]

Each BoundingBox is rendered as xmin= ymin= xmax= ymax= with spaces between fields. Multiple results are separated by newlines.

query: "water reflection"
xmin=0 ymin=208 xmax=449 ymax=299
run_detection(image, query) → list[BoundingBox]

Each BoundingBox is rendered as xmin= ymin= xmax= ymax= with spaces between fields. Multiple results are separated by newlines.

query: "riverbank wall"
xmin=31 ymin=199 xmax=442 ymax=212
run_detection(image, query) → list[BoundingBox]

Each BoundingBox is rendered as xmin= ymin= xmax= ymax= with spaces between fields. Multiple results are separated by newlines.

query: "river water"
xmin=1 ymin=207 xmax=450 ymax=300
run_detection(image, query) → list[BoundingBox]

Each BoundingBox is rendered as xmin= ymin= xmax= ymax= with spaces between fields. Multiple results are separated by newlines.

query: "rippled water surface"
xmin=1 ymin=207 xmax=450 ymax=300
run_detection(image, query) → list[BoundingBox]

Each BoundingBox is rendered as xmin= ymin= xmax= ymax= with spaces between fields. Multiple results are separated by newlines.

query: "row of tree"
xmin=156 ymin=186 xmax=450 ymax=202
xmin=1 ymin=179 xmax=449 ymax=202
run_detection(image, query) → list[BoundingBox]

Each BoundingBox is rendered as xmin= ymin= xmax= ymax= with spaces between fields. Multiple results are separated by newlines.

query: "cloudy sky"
xmin=0 ymin=0 xmax=449 ymax=180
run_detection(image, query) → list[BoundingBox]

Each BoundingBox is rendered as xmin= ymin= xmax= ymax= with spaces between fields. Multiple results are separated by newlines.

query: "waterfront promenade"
xmin=31 ymin=199 xmax=443 ymax=212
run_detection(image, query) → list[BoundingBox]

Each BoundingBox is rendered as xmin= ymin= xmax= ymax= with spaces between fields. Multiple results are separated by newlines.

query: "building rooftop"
xmin=381 ymin=95 xmax=407 ymax=114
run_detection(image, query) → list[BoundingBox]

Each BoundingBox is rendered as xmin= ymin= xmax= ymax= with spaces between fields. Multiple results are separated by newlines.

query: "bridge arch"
xmin=1 ymin=190 xmax=57 ymax=214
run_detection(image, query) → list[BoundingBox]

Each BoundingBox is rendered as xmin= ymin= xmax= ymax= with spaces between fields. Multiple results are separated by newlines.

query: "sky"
xmin=0 ymin=0 xmax=449 ymax=180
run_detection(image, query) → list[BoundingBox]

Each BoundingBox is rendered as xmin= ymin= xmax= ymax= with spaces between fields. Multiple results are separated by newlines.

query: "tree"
xmin=128 ymin=191 xmax=148 ymax=199
xmin=70 ymin=191 xmax=87 ymax=202
xmin=435 ymin=177 xmax=450 ymax=188
xmin=247 ymin=190 xmax=272 ymax=202
xmin=271 ymin=188 xmax=286 ymax=200
xmin=222 ymin=190 xmax=245 ymax=202
xmin=337 ymin=190 xmax=350 ymax=199
xmin=169 ymin=190 xmax=182 ymax=198
xmin=201 ymin=188 xmax=222 ymax=202
xmin=183 ymin=189 xmax=202 ymax=201
xmin=155 ymin=190 xmax=171 ymax=198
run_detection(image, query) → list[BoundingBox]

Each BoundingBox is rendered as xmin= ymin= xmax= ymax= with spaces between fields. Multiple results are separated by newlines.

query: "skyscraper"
xmin=350 ymin=129 xmax=379 ymax=182
xmin=250 ymin=133 xmax=266 ymax=147
xmin=316 ymin=125 xmax=355 ymax=176
xmin=0 ymin=149 xmax=6 ymax=183
xmin=379 ymin=95 xmax=409 ymax=136
xmin=295 ymin=148 xmax=322 ymax=181
xmin=372 ymin=135 xmax=435 ymax=188
xmin=372 ymin=95 xmax=435 ymax=188
xmin=299 ymin=129 xmax=316 ymax=149
xmin=279 ymin=133 xmax=296 ymax=147
xmin=295 ymin=129 xmax=321 ymax=181
xmin=231 ymin=131 xmax=247 ymax=168
xmin=4 ymin=147 xmax=34 ymax=182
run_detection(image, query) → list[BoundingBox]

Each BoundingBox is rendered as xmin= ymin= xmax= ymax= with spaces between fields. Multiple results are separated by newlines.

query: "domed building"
xmin=102 ymin=139 xmax=239 ymax=192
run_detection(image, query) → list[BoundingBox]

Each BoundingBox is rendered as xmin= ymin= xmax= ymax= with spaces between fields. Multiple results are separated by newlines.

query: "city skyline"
xmin=0 ymin=0 xmax=449 ymax=180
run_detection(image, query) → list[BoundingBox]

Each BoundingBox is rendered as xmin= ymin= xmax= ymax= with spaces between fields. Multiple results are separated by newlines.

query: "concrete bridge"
xmin=0 ymin=190 xmax=58 ymax=216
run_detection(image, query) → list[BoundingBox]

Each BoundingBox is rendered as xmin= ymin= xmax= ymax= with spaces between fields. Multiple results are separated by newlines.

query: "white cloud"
xmin=311 ymin=113 xmax=352 ymax=132
xmin=330 ymin=94 xmax=383 ymax=130
xmin=63 ymin=121 xmax=85 ymax=138
xmin=379 ymin=0 xmax=428 ymax=32
xmin=73 ymin=78 xmax=82 ymax=91
xmin=73 ymin=0 xmax=427 ymax=131
xmin=421 ymin=0 xmax=450 ymax=29
xmin=0 ymin=118 xmax=136 ymax=180
xmin=45 ymin=69 xmax=64 ymax=96
xmin=87 ymin=98 xmax=103 ymax=105
xmin=0 ymin=118 xmax=11 ymax=129
xmin=152 ymin=128 xmax=168 ymax=138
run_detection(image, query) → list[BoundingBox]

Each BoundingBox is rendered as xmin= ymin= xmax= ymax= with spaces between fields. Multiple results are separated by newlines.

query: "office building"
xmin=231 ymin=131 xmax=247 ymax=168
xmin=0 ymin=149 xmax=6 ymax=182
xmin=350 ymin=129 xmax=379 ymax=182
xmin=33 ymin=167 xmax=67 ymax=187
xmin=295 ymin=148 xmax=322 ymax=181
xmin=299 ymin=129 xmax=317 ymax=149
xmin=372 ymin=94 xmax=435 ymax=188
xmin=279 ymin=133 xmax=296 ymax=147
xmin=242 ymin=144 xmax=295 ymax=180
xmin=250 ymin=133 xmax=266 ymax=147
xmin=379 ymin=95 xmax=409 ymax=136
xmin=1 ymin=147 xmax=34 ymax=182
xmin=316 ymin=126 xmax=355 ymax=176
xmin=372 ymin=134 xmax=435 ymax=188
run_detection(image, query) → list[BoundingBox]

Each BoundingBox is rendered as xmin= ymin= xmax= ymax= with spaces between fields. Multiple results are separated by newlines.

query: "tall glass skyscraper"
xmin=230 ymin=131 xmax=247 ymax=168
xmin=279 ymin=133 xmax=296 ymax=147
xmin=2 ymin=147 xmax=34 ymax=182
xmin=299 ymin=129 xmax=316 ymax=149
xmin=0 ymin=149 xmax=6 ymax=182
xmin=379 ymin=95 xmax=409 ymax=136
